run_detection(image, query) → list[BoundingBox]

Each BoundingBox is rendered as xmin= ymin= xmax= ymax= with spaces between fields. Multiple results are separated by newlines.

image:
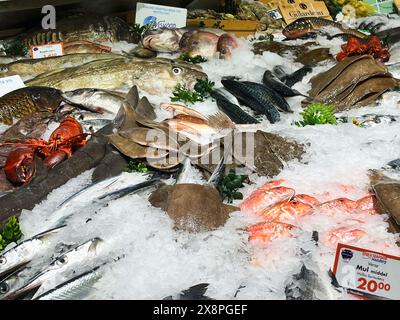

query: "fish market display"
xmin=0 ymin=9 xmax=399 ymax=301
xmin=26 ymin=58 xmax=207 ymax=94
xmin=0 ymin=87 xmax=62 ymax=125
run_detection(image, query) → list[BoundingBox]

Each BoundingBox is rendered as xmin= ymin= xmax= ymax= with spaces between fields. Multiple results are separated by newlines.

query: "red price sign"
xmin=332 ymin=243 xmax=400 ymax=300
xmin=30 ymin=43 xmax=64 ymax=59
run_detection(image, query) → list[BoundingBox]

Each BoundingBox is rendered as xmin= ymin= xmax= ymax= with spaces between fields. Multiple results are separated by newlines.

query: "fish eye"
xmin=0 ymin=66 xmax=7 ymax=72
xmin=172 ymin=67 xmax=182 ymax=75
xmin=56 ymin=255 xmax=68 ymax=266
xmin=0 ymin=282 xmax=9 ymax=294
xmin=0 ymin=256 xmax=6 ymax=265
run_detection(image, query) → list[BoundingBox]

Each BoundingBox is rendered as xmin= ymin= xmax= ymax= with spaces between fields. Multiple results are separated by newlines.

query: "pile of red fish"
xmin=240 ymin=180 xmax=379 ymax=248
xmin=336 ymin=36 xmax=390 ymax=63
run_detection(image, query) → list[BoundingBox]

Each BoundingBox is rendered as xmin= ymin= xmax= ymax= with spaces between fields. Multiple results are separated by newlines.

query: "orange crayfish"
xmin=2 ymin=117 xmax=87 ymax=186
xmin=336 ymin=36 xmax=390 ymax=63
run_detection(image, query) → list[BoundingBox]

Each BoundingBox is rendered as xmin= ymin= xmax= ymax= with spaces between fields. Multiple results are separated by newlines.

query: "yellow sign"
xmin=278 ymin=0 xmax=332 ymax=24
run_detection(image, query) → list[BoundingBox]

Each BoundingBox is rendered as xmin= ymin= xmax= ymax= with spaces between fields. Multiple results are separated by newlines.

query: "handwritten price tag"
xmin=30 ymin=43 xmax=64 ymax=59
xmin=0 ymin=75 xmax=25 ymax=97
xmin=332 ymin=243 xmax=400 ymax=300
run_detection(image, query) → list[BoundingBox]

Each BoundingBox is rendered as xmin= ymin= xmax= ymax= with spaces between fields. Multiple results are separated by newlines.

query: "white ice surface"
xmin=14 ymin=21 xmax=400 ymax=299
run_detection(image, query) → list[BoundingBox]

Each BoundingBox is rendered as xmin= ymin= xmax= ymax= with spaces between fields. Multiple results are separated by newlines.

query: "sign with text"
xmin=135 ymin=2 xmax=187 ymax=29
xmin=30 ymin=42 xmax=64 ymax=59
xmin=332 ymin=243 xmax=400 ymax=300
xmin=279 ymin=0 xmax=332 ymax=24
xmin=0 ymin=75 xmax=25 ymax=97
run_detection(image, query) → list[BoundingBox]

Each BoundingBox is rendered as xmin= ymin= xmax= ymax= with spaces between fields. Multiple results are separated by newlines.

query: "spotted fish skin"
xmin=0 ymin=87 xmax=62 ymax=125
xmin=20 ymin=14 xmax=135 ymax=48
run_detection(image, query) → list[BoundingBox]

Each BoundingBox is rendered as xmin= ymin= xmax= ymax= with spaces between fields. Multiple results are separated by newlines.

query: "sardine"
xmin=0 ymin=225 xmax=65 ymax=278
xmin=221 ymin=80 xmax=280 ymax=123
xmin=282 ymin=17 xmax=368 ymax=40
xmin=9 ymin=238 xmax=102 ymax=300
xmin=27 ymin=58 xmax=207 ymax=95
xmin=262 ymin=70 xmax=308 ymax=98
xmin=0 ymin=87 xmax=62 ymax=125
xmin=210 ymin=88 xmax=259 ymax=124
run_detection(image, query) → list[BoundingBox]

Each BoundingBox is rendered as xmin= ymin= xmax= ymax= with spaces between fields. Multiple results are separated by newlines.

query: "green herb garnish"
xmin=0 ymin=216 xmax=23 ymax=251
xmin=218 ymin=169 xmax=247 ymax=203
xmin=194 ymin=79 xmax=215 ymax=98
xmin=127 ymin=161 xmax=148 ymax=173
xmin=1 ymin=40 xmax=28 ymax=57
xmin=170 ymin=84 xmax=204 ymax=104
xmin=295 ymin=102 xmax=337 ymax=126
xmin=179 ymin=53 xmax=208 ymax=64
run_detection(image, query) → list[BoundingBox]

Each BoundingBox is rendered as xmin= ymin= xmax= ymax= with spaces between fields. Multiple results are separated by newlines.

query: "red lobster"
xmin=2 ymin=117 xmax=87 ymax=186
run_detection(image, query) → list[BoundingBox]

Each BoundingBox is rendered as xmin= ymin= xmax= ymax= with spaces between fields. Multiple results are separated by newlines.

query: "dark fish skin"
xmin=282 ymin=17 xmax=368 ymax=40
xmin=221 ymin=80 xmax=281 ymax=123
xmin=0 ymin=87 xmax=62 ymax=125
xmin=163 ymin=283 xmax=213 ymax=300
xmin=210 ymin=90 xmax=259 ymax=124
xmin=263 ymin=70 xmax=307 ymax=98
xmin=242 ymin=81 xmax=292 ymax=114
xmin=274 ymin=65 xmax=313 ymax=87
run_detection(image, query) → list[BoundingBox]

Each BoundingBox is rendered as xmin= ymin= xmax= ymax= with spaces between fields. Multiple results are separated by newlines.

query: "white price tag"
xmin=30 ymin=42 xmax=64 ymax=59
xmin=333 ymin=243 xmax=400 ymax=300
xmin=0 ymin=75 xmax=25 ymax=97
xmin=135 ymin=2 xmax=187 ymax=29
xmin=267 ymin=9 xmax=283 ymax=20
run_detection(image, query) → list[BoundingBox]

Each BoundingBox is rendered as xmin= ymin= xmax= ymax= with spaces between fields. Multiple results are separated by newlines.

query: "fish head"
xmin=293 ymin=194 xmax=321 ymax=206
xmin=282 ymin=18 xmax=313 ymax=39
xmin=0 ymin=64 xmax=8 ymax=75
xmin=29 ymin=87 xmax=63 ymax=112
xmin=138 ymin=61 xmax=207 ymax=95
xmin=186 ymin=32 xmax=220 ymax=59
xmin=217 ymin=34 xmax=238 ymax=60
xmin=142 ymin=29 xmax=181 ymax=53
xmin=0 ymin=249 xmax=31 ymax=278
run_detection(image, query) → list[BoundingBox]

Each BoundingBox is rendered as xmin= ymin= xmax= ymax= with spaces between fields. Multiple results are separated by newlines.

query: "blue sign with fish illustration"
xmin=136 ymin=2 xmax=187 ymax=29
xmin=143 ymin=16 xmax=157 ymax=26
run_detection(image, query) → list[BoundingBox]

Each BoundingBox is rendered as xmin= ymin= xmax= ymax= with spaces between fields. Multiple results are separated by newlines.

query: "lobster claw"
xmin=3 ymin=147 xmax=36 ymax=186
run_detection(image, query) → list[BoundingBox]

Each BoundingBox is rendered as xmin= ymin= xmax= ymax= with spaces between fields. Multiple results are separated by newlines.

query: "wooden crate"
xmin=186 ymin=18 xmax=258 ymax=37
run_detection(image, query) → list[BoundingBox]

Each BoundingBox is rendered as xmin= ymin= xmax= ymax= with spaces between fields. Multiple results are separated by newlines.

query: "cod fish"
xmin=27 ymin=58 xmax=207 ymax=95
xmin=63 ymin=41 xmax=112 ymax=55
xmin=221 ymin=80 xmax=281 ymax=123
xmin=8 ymin=238 xmax=102 ymax=300
xmin=282 ymin=17 xmax=368 ymax=40
xmin=0 ymin=87 xmax=62 ymax=125
xmin=0 ymin=225 xmax=65 ymax=278
xmin=210 ymin=88 xmax=259 ymax=124
xmin=0 ymin=53 xmax=124 ymax=81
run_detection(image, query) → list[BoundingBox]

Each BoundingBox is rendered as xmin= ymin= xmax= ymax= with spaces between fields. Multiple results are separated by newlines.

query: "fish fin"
xmin=34 ymin=225 xmax=66 ymax=240
xmin=125 ymin=85 xmax=139 ymax=109
xmin=206 ymin=111 xmax=235 ymax=131
xmin=88 ymin=238 xmax=103 ymax=254
xmin=136 ymin=97 xmax=156 ymax=120
xmin=207 ymin=154 xmax=225 ymax=187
